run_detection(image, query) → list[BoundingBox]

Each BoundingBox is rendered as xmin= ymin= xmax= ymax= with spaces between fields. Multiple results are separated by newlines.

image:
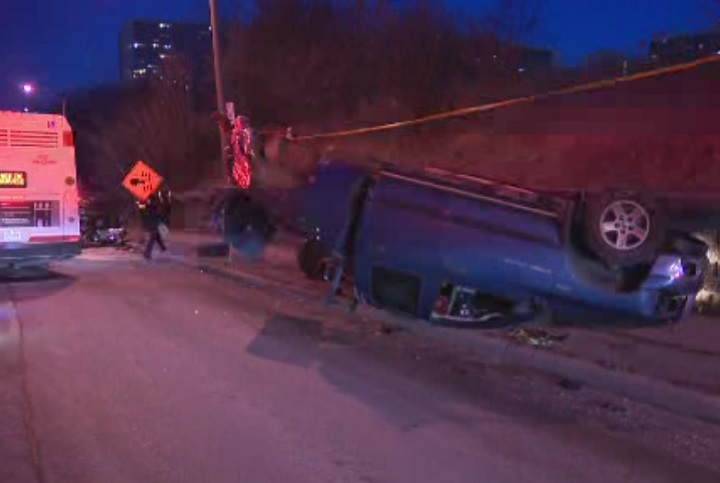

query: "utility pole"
xmin=209 ymin=0 xmax=228 ymax=179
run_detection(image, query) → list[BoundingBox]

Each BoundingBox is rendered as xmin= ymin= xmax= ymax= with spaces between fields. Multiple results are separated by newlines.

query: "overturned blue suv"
xmin=215 ymin=160 xmax=708 ymax=327
xmin=287 ymin=159 xmax=709 ymax=327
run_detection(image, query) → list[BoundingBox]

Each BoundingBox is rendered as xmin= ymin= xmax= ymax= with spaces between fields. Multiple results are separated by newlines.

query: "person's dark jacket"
xmin=140 ymin=200 xmax=161 ymax=231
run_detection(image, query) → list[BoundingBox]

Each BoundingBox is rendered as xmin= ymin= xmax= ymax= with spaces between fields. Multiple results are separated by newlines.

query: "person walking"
xmin=140 ymin=195 xmax=167 ymax=260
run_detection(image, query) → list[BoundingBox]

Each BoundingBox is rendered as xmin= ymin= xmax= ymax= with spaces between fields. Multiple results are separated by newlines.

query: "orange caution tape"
xmin=288 ymin=54 xmax=720 ymax=142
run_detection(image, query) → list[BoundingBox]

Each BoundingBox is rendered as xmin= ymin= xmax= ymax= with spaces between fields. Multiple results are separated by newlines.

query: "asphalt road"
xmin=1 ymin=248 xmax=720 ymax=483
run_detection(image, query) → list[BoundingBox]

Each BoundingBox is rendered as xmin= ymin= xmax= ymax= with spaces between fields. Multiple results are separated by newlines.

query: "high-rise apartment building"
xmin=119 ymin=20 xmax=212 ymax=81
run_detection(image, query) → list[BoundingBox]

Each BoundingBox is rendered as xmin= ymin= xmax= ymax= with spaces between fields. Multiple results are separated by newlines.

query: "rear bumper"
xmin=0 ymin=241 xmax=81 ymax=267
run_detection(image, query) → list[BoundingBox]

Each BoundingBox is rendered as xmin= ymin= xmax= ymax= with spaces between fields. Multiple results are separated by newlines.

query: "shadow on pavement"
xmin=245 ymin=314 xmax=482 ymax=431
xmin=0 ymin=267 xmax=75 ymax=301
xmin=245 ymin=315 xmax=325 ymax=368
xmin=0 ymin=266 xmax=69 ymax=283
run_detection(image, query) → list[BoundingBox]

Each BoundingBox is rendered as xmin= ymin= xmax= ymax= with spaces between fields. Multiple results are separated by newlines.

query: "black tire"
xmin=223 ymin=192 xmax=275 ymax=239
xmin=297 ymin=239 xmax=327 ymax=280
xmin=584 ymin=190 xmax=667 ymax=267
xmin=218 ymin=191 xmax=276 ymax=259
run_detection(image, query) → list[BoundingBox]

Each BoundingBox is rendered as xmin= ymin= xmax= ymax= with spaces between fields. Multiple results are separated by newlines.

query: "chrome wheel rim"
xmin=598 ymin=200 xmax=650 ymax=251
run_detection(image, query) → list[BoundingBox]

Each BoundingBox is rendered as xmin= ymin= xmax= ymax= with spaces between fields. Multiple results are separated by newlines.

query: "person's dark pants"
xmin=144 ymin=229 xmax=167 ymax=259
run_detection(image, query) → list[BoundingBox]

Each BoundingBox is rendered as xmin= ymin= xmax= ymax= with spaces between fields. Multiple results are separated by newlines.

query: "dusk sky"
xmin=0 ymin=0 xmax=714 ymax=109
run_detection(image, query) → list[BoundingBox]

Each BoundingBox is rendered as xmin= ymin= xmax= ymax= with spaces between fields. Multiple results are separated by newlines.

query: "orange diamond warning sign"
xmin=122 ymin=161 xmax=164 ymax=202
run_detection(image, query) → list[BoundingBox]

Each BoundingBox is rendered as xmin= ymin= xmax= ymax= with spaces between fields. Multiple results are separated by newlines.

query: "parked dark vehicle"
xmin=81 ymin=212 xmax=127 ymax=247
xmin=290 ymin=159 xmax=708 ymax=327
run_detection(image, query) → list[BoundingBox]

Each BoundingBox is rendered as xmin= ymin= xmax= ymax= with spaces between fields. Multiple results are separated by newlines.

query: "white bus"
xmin=0 ymin=111 xmax=81 ymax=269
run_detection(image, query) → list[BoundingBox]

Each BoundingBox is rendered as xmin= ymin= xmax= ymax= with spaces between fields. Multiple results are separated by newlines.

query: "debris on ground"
xmin=374 ymin=323 xmax=403 ymax=336
xmin=595 ymin=400 xmax=627 ymax=413
xmin=558 ymin=377 xmax=583 ymax=391
xmin=506 ymin=328 xmax=569 ymax=348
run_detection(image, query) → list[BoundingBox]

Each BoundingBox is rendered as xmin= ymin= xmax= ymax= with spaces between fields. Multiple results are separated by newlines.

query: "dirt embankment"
xmin=271 ymin=62 xmax=720 ymax=192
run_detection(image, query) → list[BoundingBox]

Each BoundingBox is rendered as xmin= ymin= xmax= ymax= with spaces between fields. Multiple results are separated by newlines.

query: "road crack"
xmin=8 ymin=286 xmax=46 ymax=483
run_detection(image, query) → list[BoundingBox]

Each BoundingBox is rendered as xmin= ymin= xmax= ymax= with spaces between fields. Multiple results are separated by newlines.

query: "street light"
xmin=20 ymin=83 xmax=35 ymax=112
xmin=19 ymin=82 xmax=67 ymax=117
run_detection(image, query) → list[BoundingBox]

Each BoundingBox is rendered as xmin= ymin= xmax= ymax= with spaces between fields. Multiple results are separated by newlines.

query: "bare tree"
xmin=225 ymin=0 xmax=477 ymax=120
xmin=368 ymin=1 xmax=465 ymax=116
xmin=81 ymin=58 xmax=218 ymax=192
xmin=220 ymin=0 xmax=551 ymax=137
xmin=224 ymin=0 xmax=362 ymax=123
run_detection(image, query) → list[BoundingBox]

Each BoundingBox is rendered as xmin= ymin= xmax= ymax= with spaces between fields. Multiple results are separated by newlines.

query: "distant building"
xmin=119 ymin=20 xmax=213 ymax=81
xmin=649 ymin=32 xmax=720 ymax=66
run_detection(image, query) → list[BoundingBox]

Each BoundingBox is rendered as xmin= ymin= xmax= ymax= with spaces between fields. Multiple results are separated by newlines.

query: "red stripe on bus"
xmin=28 ymin=235 xmax=80 ymax=243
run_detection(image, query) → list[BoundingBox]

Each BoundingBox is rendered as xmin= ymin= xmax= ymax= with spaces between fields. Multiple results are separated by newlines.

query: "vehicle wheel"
xmin=297 ymin=239 xmax=327 ymax=280
xmin=222 ymin=191 xmax=275 ymax=257
xmin=584 ymin=190 xmax=667 ymax=267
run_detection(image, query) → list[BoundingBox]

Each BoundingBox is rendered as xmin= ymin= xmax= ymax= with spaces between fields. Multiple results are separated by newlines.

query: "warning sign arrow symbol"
xmin=122 ymin=161 xmax=164 ymax=202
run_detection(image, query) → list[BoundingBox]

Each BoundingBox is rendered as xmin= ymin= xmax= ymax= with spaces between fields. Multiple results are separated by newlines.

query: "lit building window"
xmin=153 ymin=43 xmax=160 ymax=49
xmin=159 ymin=23 xmax=171 ymax=29
xmin=133 ymin=42 xmax=143 ymax=49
